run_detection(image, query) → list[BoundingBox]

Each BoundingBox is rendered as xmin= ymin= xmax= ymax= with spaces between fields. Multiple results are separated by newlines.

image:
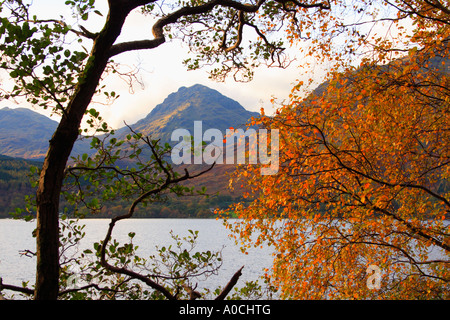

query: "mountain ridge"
xmin=0 ymin=84 xmax=260 ymax=160
xmin=116 ymin=84 xmax=259 ymax=144
xmin=0 ymin=107 xmax=59 ymax=160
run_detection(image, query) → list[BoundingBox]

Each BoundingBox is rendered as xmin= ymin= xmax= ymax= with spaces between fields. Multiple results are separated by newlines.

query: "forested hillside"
xmin=0 ymin=154 xmax=39 ymax=217
xmin=0 ymin=154 xmax=243 ymax=218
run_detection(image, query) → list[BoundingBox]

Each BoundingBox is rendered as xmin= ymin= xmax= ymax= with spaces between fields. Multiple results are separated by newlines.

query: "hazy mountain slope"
xmin=0 ymin=107 xmax=58 ymax=160
xmin=0 ymin=85 xmax=259 ymax=160
xmin=117 ymin=84 xmax=260 ymax=144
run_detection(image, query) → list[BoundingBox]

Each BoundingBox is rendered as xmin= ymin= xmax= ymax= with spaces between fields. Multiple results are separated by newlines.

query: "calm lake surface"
xmin=0 ymin=218 xmax=273 ymax=293
xmin=2 ymin=218 xmax=447 ymax=300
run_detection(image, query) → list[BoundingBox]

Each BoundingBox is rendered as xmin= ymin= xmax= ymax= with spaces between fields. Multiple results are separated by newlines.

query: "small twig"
xmin=19 ymin=249 xmax=36 ymax=257
xmin=58 ymin=283 xmax=118 ymax=297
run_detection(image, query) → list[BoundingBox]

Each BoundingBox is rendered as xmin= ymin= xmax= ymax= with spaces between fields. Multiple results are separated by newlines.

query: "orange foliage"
xmin=223 ymin=0 xmax=449 ymax=299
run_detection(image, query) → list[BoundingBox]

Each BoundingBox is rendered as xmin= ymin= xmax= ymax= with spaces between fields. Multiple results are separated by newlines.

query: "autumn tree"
xmin=0 ymin=0 xmax=341 ymax=300
xmin=223 ymin=0 xmax=450 ymax=299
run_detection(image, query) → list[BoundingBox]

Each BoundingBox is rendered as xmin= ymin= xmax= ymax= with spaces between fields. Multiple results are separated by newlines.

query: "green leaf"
xmin=88 ymin=108 xmax=99 ymax=117
xmin=90 ymin=197 xmax=99 ymax=208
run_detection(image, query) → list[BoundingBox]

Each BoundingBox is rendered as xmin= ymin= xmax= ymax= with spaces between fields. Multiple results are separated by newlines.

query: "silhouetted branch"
xmin=215 ymin=266 xmax=244 ymax=300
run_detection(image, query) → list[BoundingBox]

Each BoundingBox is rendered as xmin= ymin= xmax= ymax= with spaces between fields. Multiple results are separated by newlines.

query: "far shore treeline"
xmin=0 ymin=154 xmax=243 ymax=219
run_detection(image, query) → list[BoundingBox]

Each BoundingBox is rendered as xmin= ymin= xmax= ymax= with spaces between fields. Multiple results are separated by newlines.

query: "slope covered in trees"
xmin=0 ymin=154 xmax=242 ymax=218
xmin=0 ymin=154 xmax=40 ymax=217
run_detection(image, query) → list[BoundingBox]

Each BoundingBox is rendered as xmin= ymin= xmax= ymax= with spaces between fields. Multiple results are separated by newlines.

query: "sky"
xmin=0 ymin=0 xmax=406 ymax=130
xmin=91 ymin=6 xmax=327 ymax=130
xmin=0 ymin=0 xmax=321 ymax=130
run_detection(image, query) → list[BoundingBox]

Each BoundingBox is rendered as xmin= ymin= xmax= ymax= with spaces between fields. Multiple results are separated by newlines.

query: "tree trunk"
xmin=33 ymin=6 xmax=130 ymax=300
xmin=34 ymin=121 xmax=77 ymax=300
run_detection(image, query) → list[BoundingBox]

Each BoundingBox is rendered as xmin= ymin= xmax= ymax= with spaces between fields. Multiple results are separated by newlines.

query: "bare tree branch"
xmin=0 ymin=278 xmax=34 ymax=296
xmin=214 ymin=266 xmax=244 ymax=300
xmin=108 ymin=0 xmax=331 ymax=57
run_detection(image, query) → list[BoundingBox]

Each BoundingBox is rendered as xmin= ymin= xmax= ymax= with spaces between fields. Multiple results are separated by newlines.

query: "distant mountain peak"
xmin=145 ymin=84 xmax=247 ymax=118
xmin=0 ymin=85 xmax=259 ymax=159
xmin=178 ymin=83 xmax=214 ymax=91
xmin=125 ymin=84 xmax=259 ymax=143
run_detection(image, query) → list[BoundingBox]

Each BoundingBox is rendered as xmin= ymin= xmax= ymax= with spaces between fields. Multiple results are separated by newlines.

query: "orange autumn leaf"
xmin=222 ymin=2 xmax=450 ymax=299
